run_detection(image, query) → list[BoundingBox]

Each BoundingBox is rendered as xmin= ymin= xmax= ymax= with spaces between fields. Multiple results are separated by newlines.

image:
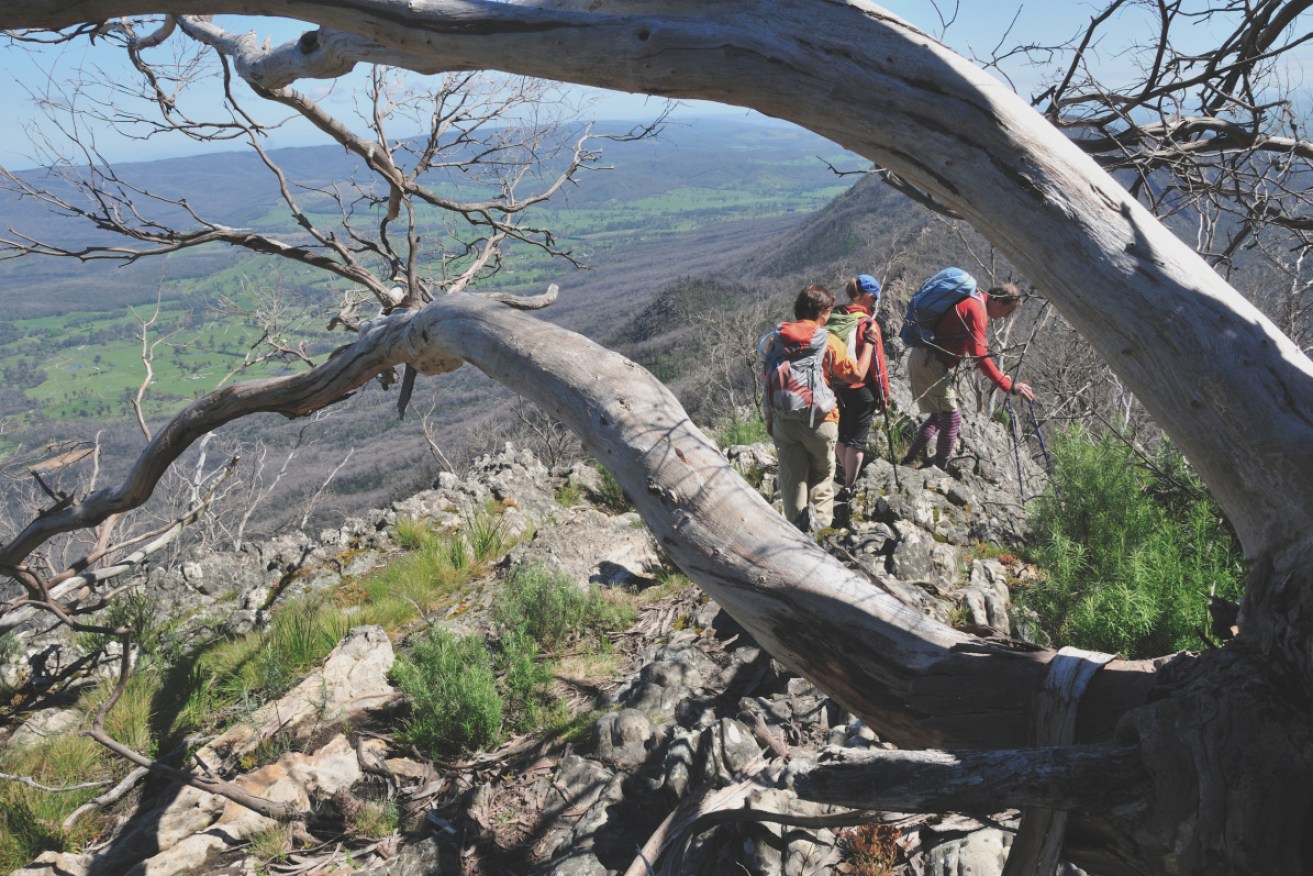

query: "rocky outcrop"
xmin=194 ymin=625 xmax=396 ymax=774
xmin=3 ymin=424 xmax=1053 ymax=876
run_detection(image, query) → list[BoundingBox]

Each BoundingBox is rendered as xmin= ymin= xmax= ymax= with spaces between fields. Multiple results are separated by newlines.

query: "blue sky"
xmin=0 ymin=2 xmax=1293 ymax=167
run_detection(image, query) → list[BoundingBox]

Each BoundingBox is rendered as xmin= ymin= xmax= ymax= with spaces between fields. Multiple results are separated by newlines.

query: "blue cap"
xmin=856 ymin=274 xmax=881 ymax=301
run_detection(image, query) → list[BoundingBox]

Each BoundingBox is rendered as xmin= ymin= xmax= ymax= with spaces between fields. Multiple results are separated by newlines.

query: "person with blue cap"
xmin=825 ymin=274 xmax=890 ymax=497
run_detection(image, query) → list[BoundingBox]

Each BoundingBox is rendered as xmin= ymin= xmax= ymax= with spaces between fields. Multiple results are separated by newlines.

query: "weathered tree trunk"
xmin=5 ymin=2 xmax=1313 ymax=872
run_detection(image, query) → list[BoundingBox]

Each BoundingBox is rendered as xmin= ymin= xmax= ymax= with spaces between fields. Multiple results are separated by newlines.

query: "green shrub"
xmin=495 ymin=629 xmax=557 ymax=733
xmin=0 ymin=631 xmax=20 ymax=663
xmin=716 ymin=411 xmax=769 ymax=448
xmin=1019 ymin=427 xmax=1243 ymax=657
xmin=494 ymin=565 xmax=634 ymax=654
xmin=77 ymin=587 xmax=173 ymax=659
xmin=391 ymin=629 xmax=502 ymax=755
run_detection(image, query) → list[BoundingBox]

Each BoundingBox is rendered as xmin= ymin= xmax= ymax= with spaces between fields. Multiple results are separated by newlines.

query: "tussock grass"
xmin=554 ymin=478 xmax=584 ymax=507
xmin=393 ymin=516 xmax=434 ymax=551
xmin=0 ymin=735 xmax=113 ymax=872
xmin=247 ymin=823 xmax=292 ymax=862
xmin=176 ymin=596 xmax=349 ymax=732
xmin=84 ymin=665 xmax=163 ymax=754
xmin=466 ymin=509 xmax=509 ymax=567
xmin=349 ymin=798 xmax=400 ymax=839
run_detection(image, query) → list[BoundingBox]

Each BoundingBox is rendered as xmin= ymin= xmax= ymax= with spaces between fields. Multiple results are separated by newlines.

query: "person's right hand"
xmin=1012 ymin=381 xmax=1035 ymax=401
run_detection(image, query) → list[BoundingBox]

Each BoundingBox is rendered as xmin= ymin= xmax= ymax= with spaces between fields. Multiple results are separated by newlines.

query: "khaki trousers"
xmin=772 ymin=415 xmax=839 ymax=529
xmin=908 ymin=346 xmax=958 ymax=413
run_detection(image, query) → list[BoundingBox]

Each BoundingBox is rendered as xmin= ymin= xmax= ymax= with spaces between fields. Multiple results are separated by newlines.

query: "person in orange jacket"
xmin=761 ymin=284 xmax=875 ymax=529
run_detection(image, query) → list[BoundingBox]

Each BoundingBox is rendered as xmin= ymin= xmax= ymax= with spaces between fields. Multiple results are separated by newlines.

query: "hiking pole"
xmin=881 ymin=404 xmax=901 ymax=492
xmin=1028 ymin=398 xmax=1053 ymax=471
xmin=1028 ymin=398 xmax=1060 ymax=503
xmin=1005 ymin=398 xmax=1027 ymax=503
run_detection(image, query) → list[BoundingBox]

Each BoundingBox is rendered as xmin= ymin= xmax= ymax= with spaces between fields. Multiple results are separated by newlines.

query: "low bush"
xmin=1019 ymin=426 xmax=1244 ymax=657
xmin=494 ymin=565 xmax=634 ymax=654
xmin=495 ymin=628 xmax=557 ymax=733
xmin=391 ymin=628 xmax=503 ymax=755
xmin=395 ymin=564 xmax=639 ymax=753
xmin=715 ymin=410 xmax=769 ymax=448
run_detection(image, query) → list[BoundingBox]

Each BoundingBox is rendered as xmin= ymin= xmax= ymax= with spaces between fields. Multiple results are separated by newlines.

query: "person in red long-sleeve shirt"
xmin=902 ymin=281 xmax=1034 ymax=473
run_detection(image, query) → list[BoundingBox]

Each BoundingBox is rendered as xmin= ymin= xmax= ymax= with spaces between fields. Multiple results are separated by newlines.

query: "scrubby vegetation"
xmin=0 ymin=508 xmax=525 ymax=865
xmin=715 ymin=409 xmax=769 ymax=448
xmin=1018 ymin=427 xmax=1245 ymax=658
xmin=391 ymin=628 xmax=505 ymax=753
xmin=393 ymin=563 xmax=636 ymax=756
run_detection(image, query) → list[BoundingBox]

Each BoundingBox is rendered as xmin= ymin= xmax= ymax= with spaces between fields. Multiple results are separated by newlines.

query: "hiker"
xmin=760 ymin=284 xmax=875 ymax=530
xmin=901 ymin=270 xmax=1034 ymax=473
xmin=828 ymin=274 xmax=890 ymax=494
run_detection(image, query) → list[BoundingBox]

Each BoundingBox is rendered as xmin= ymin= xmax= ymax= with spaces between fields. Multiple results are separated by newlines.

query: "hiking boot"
xmin=930 ymin=459 xmax=965 ymax=480
xmin=792 ymin=506 xmax=815 ymax=534
xmin=899 ymin=450 xmax=928 ymax=468
xmin=835 ymin=486 xmax=852 ymax=505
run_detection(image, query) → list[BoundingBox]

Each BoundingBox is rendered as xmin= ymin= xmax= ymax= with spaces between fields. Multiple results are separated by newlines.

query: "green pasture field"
xmin=0 ymin=143 xmax=859 ymax=429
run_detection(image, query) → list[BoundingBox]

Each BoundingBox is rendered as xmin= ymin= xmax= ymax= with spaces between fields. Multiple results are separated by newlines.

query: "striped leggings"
xmin=907 ymin=410 xmax=963 ymax=467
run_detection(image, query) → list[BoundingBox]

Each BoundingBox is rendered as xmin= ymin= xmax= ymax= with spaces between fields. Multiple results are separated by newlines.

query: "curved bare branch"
xmin=0 ymin=293 xmax=1157 ymax=750
xmin=6 ymin=0 xmax=1309 ymax=572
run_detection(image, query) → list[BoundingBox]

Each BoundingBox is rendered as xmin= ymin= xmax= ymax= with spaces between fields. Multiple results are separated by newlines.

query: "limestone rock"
xmin=197 ymin=625 xmax=395 ymax=771
xmin=964 ymin=559 xmax=1013 ymax=633
xmin=9 ymin=706 xmax=83 ymax=748
xmin=507 ymin=506 xmax=662 ymax=588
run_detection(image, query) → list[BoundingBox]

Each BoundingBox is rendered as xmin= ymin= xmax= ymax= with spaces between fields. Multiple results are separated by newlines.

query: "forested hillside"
xmin=0 ymin=116 xmax=869 ymax=536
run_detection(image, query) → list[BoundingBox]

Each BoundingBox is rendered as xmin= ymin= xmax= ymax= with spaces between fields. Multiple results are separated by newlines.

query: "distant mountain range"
xmin=0 ymin=117 xmax=862 ymax=320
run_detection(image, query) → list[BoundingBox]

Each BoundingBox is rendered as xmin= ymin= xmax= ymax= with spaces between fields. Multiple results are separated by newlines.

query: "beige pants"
xmin=772 ymin=414 xmax=839 ymax=529
xmin=908 ymin=346 xmax=958 ymax=413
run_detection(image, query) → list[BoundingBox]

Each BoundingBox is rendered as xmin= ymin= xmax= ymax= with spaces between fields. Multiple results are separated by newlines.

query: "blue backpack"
xmin=899 ymin=268 xmax=983 ymax=348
